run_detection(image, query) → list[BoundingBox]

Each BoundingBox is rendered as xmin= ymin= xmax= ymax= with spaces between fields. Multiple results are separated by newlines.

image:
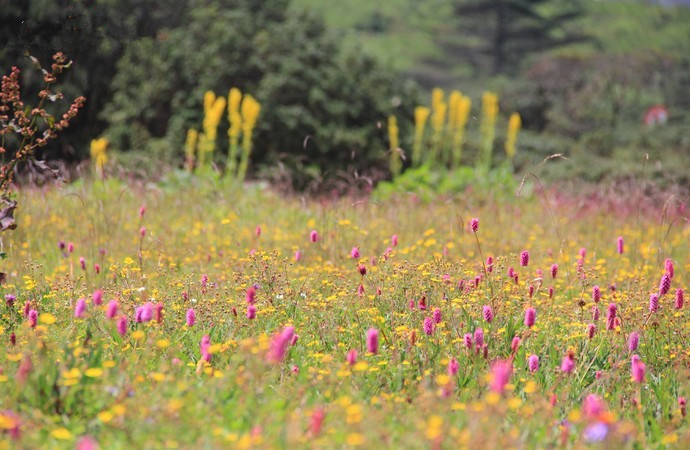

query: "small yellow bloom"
xmin=51 ymin=428 xmax=73 ymax=440
xmin=39 ymin=313 xmax=56 ymax=325
xmin=85 ymin=368 xmax=103 ymax=378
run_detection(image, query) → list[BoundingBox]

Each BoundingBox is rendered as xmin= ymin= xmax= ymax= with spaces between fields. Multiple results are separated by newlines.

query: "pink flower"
xmin=310 ymin=230 xmax=318 ymax=243
xmin=74 ymin=298 xmax=86 ymax=318
xmin=255 ymin=226 xmax=261 ymax=237
xmin=511 ymin=336 xmax=521 ymax=352
xmin=463 ymin=333 xmax=473 ymax=349
xmin=606 ymin=303 xmax=617 ymax=330
xmin=448 ymin=357 xmax=459 ymax=376
xmin=486 ymin=256 xmax=494 ymax=273
xmin=350 ymin=247 xmax=360 ymax=259
xmin=310 ymin=407 xmax=326 ymax=436
xmin=528 ymin=354 xmax=539 ymax=373
xmin=294 ymin=250 xmax=302 ymax=262
xmin=649 ymin=293 xmax=659 ymax=313
xmin=560 ymin=352 xmax=575 ymax=374
xmin=592 ymin=285 xmax=601 ymax=303
xmin=470 ymin=218 xmax=479 ymax=232
xmin=346 ymin=349 xmax=357 ymax=365
xmin=139 ymin=226 xmax=146 ymax=238
xmin=117 ymin=316 xmax=127 ymax=336
xmin=155 ymin=303 xmax=164 ymax=323
xmin=366 ymin=328 xmax=379 ymax=354
xmin=665 ymin=258 xmax=674 ymax=279
xmin=92 ymin=289 xmax=103 ymax=306
xmin=483 ymin=305 xmax=494 ymax=323
xmin=106 ymin=300 xmax=118 ymax=319
xmin=247 ymin=304 xmax=257 ymax=319
xmin=68 ymin=242 xmax=74 ymax=253
xmin=632 ymin=359 xmax=646 ymax=383
xmin=391 ymin=234 xmax=398 ymax=246
xmin=28 ymin=309 xmax=38 ymax=328
xmin=186 ymin=308 xmax=196 ymax=327
xmin=139 ymin=205 xmax=146 ymax=218
xmin=423 ymin=317 xmax=434 ymax=335
xmin=617 ymin=236 xmax=624 ymax=254
xmin=246 ymin=286 xmax=256 ymax=304
xmin=592 ymin=305 xmax=600 ymax=321
xmin=489 ymin=360 xmax=512 ymax=394
xmin=75 ymin=436 xmax=98 ymax=450
xmin=473 ymin=328 xmax=484 ymax=348
xmin=583 ymin=394 xmax=605 ymax=419
xmin=432 ymin=308 xmax=442 ymax=324
xmin=676 ymin=288 xmax=684 ymax=309
xmin=520 ymin=250 xmax=529 ymax=267
xmin=200 ymin=335 xmax=211 ymax=362
xmin=524 ymin=307 xmax=536 ymax=328
xmin=94 ymin=263 xmax=100 ymax=274
xmin=659 ymin=274 xmax=671 ymax=296
xmin=358 ymin=264 xmax=367 ymax=276
xmin=267 ymin=326 xmax=295 ymax=363
xmin=587 ymin=323 xmax=596 ymax=339
xmin=79 ymin=257 xmax=86 ymax=270
xmin=628 ymin=331 xmax=640 ymax=351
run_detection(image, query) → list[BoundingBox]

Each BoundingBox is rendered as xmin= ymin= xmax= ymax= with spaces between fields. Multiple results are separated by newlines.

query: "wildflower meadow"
xmin=0 ymin=179 xmax=688 ymax=448
xmin=2 ymin=1 xmax=690 ymax=448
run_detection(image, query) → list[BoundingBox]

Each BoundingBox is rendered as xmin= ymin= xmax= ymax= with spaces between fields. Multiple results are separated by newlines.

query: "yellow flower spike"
xmin=412 ymin=105 xmax=431 ymax=166
xmin=505 ymin=112 xmax=521 ymax=160
xmin=388 ymin=115 xmax=401 ymax=176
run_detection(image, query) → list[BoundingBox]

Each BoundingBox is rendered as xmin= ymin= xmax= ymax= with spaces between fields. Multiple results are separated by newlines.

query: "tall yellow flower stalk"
xmin=412 ymin=106 xmax=430 ymax=167
xmin=198 ymin=91 xmax=226 ymax=169
xmin=451 ymin=95 xmax=471 ymax=168
xmin=227 ymin=87 xmax=243 ymax=176
xmin=430 ymin=88 xmax=446 ymax=166
xmin=388 ymin=115 xmax=401 ymax=176
xmin=447 ymin=91 xmax=461 ymax=158
xmin=505 ymin=112 xmax=521 ymax=162
xmin=90 ymin=137 xmax=108 ymax=177
xmin=184 ymin=129 xmax=198 ymax=172
xmin=237 ymin=94 xmax=261 ymax=182
xmin=478 ymin=91 xmax=499 ymax=172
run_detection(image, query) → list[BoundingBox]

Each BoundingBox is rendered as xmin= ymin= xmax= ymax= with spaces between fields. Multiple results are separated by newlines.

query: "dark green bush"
xmin=102 ymin=0 xmax=417 ymax=186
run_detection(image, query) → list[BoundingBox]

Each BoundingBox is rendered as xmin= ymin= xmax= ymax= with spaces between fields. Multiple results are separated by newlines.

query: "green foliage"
xmin=102 ymin=0 xmax=416 ymax=186
xmin=373 ymin=163 xmax=516 ymax=202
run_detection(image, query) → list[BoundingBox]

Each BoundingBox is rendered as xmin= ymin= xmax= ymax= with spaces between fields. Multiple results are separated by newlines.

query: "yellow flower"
xmin=346 ymin=433 xmax=365 ymax=446
xmin=39 ymin=313 xmax=56 ymax=325
xmin=51 ymin=428 xmax=73 ymax=440
xmin=85 ymin=368 xmax=103 ymax=378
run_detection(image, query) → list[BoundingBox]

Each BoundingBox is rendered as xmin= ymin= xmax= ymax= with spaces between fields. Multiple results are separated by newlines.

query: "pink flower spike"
xmin=470 ymin=218 xmax=479 ymax=232
xmin=186 ymin=308 xmax=196 ymax=327
xmin=92 ymin=289 xmax=103 ymax=306
xmin=346 ymin=349 xmax=357 ymax=366
xmin=489 ymin=360 xmax=512 ymax=394
xmin=74 ymin=298 xmax=86 ymax=318
xmin=366 ymin=328 xmax=379 ymax=354
xmin=310 ymin=230 xmax=318 ymax=243
xmin=106 ymin=300 xmax=118 ymax=319
xmin=524 ymin=307 xmax=536 ymax=328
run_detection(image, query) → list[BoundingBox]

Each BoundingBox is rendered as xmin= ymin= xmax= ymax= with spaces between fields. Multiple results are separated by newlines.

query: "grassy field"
xmin=0 ymin=178 xmax=688 ymax=447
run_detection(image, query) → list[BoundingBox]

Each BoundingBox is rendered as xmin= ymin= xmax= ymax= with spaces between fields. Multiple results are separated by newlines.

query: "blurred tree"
xmin=103 ymin=0 xmax=415 ymax=185
xmin=443 ymin=0 xmax=589 ymax=75
xmin=0 ymin=0 xmax=191 ymax=159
